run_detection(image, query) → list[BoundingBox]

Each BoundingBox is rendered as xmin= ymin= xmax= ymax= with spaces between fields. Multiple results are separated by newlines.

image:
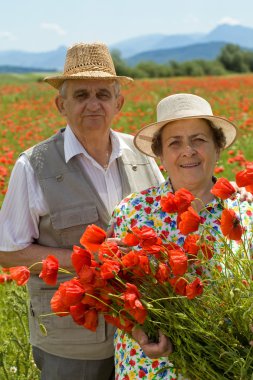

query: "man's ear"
xmin=55 ymin=95 xmax=66 ymax=115
xmin=116 ymin=94 xmax=124 ymax=113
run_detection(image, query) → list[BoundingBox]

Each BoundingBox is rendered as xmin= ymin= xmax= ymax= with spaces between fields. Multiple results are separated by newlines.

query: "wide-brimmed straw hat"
xmin=44 ymin=42 xmax=133 ymax=89
xmin=134 ymin=93 xmax=238 ymax=157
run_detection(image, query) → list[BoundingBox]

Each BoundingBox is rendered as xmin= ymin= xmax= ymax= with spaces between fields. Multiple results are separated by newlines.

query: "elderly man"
xmin=0 ymin=42 xmax=166 ymax=380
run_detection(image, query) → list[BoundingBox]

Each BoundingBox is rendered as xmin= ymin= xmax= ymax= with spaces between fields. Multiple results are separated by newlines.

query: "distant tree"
xmin=218 ymin=44 xmax=250 ymax=72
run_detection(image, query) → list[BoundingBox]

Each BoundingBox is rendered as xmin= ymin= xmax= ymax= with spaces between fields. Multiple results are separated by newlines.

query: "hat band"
xmin=65 ymin=64 xmax=116 ymax=76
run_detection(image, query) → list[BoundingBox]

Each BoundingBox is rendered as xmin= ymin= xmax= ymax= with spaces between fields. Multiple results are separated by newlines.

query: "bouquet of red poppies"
xmin=1 ymin=163 xmax=253 ymax=380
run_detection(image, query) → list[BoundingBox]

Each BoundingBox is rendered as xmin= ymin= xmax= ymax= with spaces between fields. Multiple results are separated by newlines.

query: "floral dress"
xmin=111 ymin=180 xmax=253 ymax=380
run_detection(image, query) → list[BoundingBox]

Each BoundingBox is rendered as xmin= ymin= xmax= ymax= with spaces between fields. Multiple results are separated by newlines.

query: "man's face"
xmin=56 ymin=79 xmax=124 ymax=137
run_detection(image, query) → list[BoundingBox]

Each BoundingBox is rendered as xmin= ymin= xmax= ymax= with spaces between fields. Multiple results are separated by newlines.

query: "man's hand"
xmin=132 ymin=327 xmax=173 ymax=359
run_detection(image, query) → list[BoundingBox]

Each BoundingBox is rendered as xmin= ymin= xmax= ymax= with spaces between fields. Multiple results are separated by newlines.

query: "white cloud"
xmin=40 ymin=22 xmax=66 ymax=36
xmin=217 ymin=17 xmax=241 ymax=26
xmin=0 ymin=32 xmax=16 ymax=40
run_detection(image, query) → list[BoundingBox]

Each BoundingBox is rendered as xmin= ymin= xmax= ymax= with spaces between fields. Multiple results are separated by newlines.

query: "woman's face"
xmin=160 ymin=118 xmax=220 ymax=193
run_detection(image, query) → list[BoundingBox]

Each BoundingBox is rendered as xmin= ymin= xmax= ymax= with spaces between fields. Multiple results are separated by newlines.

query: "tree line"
xmin=112 ymin=44 xmax=253 ymax=78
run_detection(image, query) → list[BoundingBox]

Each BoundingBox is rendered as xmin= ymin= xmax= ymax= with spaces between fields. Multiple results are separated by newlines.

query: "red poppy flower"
xmin=39 ymin=255 xmax=59 ymax=285
xmin=131 ymin=225 xmax=158 ymax=242
xmin=178 ymin=207 xmax=201 ymax=235
xmin=71 ymin=245 xmax=92 ymax=274
xmin=0 ymin=273 xmax=12 ymax=283
xmin=123 ymin=232 xmax=140 ymax=247
xmin=83 ymin=309 xmax=98 ymax=332
xmin=122 ymin=251 xmax=140 ymax=268
xmin=211 ymin=178 xmax=236 ymax=200
xmin=51 ymin=289 xmax=70 ymax=316
xmin=132 ymin=254 xmax=150 ymax=276
xmin=160 ymin=192 xmax=177 ymax=213
xmin=104 ymin=313 xmax=134 ymax=332
xmin=220 ymin=208 xmax=243 ymax=240
xmin=236 ymin=163 xmax=253 ymax=187
xmin=169 ymin=250 xmax=188 ymax=276
xmin=174 ymin=188 xmax=195 ymax=213
xmin=69 ymin=303 xmax=89 ymax=325
xmin=183 ymin=234 xmax=200 ymax=255
xmin=155 ymin=262 xmax=170 ymax=283
xmin=78 ymin=265 xmax=96 ymax=285
xmin=57 ymin=278 xmax=85 ymax=307
xmin=186 ymin=278 xmax=204 ymax=299
xmin=100 ymin=260 xmax=121 ymax=279
xmin=80 ymin=224 xmax=107 ymax=252
xmin=169 ymin=277 xmax=187 ymax=296
xmin=98 ymin=241 xmax=121 ymax=262
xmin=9 ymin=266 xmax=30 ymax=286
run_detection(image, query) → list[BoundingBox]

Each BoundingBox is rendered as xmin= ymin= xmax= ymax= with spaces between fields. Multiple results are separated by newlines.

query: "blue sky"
xmin=1 ymin=0 xmax=253 ymax=52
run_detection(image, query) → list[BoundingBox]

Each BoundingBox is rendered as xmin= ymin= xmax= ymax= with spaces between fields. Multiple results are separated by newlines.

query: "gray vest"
xmin=24 ymin=129 xmax=163 ymax=359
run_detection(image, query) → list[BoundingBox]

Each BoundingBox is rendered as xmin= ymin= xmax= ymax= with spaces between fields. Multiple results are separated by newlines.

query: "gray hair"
xmin=59 ymin=80 xmax=121 ymax=98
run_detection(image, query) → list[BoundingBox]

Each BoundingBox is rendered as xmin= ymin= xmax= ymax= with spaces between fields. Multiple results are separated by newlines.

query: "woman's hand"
xmin=106 ymin=225 xmax=131 ymax=253
xmin=231 ymin=182 xmax=253 ymax=203
xmin=132 ymin=327 xmax=173 ymax=359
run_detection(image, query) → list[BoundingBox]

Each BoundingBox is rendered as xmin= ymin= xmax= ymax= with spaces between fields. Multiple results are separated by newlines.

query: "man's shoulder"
xmin=22 ymin=130 xmax=63 ymax=158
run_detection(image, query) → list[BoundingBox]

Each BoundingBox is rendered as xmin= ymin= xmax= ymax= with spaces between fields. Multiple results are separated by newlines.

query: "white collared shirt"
xmin=0 ymin=126 xmax=135 ymax=251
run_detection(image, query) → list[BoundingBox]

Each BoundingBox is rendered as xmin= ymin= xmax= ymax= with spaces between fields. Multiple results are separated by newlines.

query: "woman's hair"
xmin=151 ymin=119 xmax=227 ymax=156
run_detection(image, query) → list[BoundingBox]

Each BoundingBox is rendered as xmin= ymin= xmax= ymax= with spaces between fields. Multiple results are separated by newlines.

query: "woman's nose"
xmin=182 ymin=144 xmax=196 ymax=156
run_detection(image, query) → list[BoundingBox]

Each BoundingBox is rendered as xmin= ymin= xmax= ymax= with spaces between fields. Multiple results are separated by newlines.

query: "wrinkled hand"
xmin=231 ymin=181 xmax=253 ymax=203
xmin=106 ymin=225 xmax=131 ymax=253
xmin=132 ymin=327 xmax=173 ymax=359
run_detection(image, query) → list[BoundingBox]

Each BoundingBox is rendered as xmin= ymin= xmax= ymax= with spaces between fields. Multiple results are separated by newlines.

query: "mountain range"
xmin=1 ymin=24 xmax=253 ymax=71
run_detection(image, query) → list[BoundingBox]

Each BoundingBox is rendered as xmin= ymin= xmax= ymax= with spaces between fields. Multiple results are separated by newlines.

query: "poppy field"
xmin=0 ymin=73 xmax=253 ymax=379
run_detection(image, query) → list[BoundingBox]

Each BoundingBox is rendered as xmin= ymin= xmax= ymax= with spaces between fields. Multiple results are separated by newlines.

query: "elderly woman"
xmin=110 ymin=93 xmax=253 ymax=379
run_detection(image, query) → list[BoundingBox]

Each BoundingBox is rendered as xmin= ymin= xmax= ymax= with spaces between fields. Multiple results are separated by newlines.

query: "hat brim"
xmin=134 ymin=115 xmax=238 ymax=158
xmin=44 ymin=70 xmax=133 ymax=89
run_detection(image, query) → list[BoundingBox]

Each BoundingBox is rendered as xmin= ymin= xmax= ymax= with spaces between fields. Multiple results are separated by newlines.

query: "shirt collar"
xmin=64 ymin=125 xmax=133 ymax=164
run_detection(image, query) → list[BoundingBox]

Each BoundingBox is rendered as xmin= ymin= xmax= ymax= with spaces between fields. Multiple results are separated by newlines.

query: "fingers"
xmin=132 ymin=328 xmax=173 ymax=359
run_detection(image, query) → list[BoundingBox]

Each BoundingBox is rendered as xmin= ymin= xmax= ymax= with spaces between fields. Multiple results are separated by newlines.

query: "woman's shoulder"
xmin=113 ymin=181 xmax=169 ymax=214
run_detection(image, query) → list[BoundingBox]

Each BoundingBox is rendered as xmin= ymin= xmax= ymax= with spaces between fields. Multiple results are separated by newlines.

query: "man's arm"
xmin=0 ymin=244 xmax=73 ymax=274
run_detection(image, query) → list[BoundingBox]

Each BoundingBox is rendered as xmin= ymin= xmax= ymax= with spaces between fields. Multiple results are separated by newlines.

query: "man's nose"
xmin=86 ymin=96 xmax=101 ymax=110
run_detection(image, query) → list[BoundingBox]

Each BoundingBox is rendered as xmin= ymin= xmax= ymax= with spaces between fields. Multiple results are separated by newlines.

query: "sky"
xmin=1 ymin=0 xmax=253 ymax=52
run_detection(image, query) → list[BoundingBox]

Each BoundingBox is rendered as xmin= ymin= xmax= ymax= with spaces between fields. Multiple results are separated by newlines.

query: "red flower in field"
xmin=98 ymin=241 xmax=121 ymax=262
xmin=71 ymin=246 xmax=91 ymax=274
xmin=200 ymin=243 xmax=214 ymax=260
xmin=51 ymin=289 xmax=70 ymax=316
xmin=104 ymin=313 xmax=134 ymax=333
xmin=132 ymin=254 xmax=150 ymax=276
xmin=132 ymin=225 xmax=158 ymax=242
xmin=122 ymin=283 xmax=147 ymax=324
xmin=80 ymin=224 xmax=107 ymax=252
xmin=169 ymin=250 xmax=188 ymax=276
xmin=235 ymin=163 xmax=253 ymax=188
xmin=220 ymin=208 xmax=243 ymax=240
xmin=186 ymin=278 xmax=204 ymax=299
xmin=174 ymin=188 xmax=195 ymax=213
xmin=155 ymin=262 xmax=170 ymax=283
xmin=83 ymin=309 xmax=98 ymax=332
xmin=122 ymin=251 xmax=140 ymax=268
xmin=178 ymin=207 xmax=201 ymax=235
xmin=183 ymin=234 xmax=200 ymax=255
xmin=169 ymin=277 xmax=187 ymax=296
xmin=0 ymin=273 xmax=12 ymax=283
xmin=78 ymin=265 xmax=96 ymax=285
xmin=211 ymin=178 xmax=236 ymax=200
xmin=8 ymin=266 xmax=30 ymax=285
xmin=58 ymin=278 xmax=85 ymax=307
xmin=160 ymin=192 xmax=177 ymax=213
xmin=39 ymin=255 xmax=59 ymax=285
xmin=69 ymin=303 xmax=89 ymax=325
xmin=100 ymin=260 xmax=121 ymax=279
xmin=123 ymin=232 xmax=140 ymax=247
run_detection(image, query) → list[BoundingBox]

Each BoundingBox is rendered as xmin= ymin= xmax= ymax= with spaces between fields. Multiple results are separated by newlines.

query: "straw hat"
xmin=44 ymin=42 xmax=133 ymax=89
xmin=134 ymin=93 xmax=237 ymax=157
